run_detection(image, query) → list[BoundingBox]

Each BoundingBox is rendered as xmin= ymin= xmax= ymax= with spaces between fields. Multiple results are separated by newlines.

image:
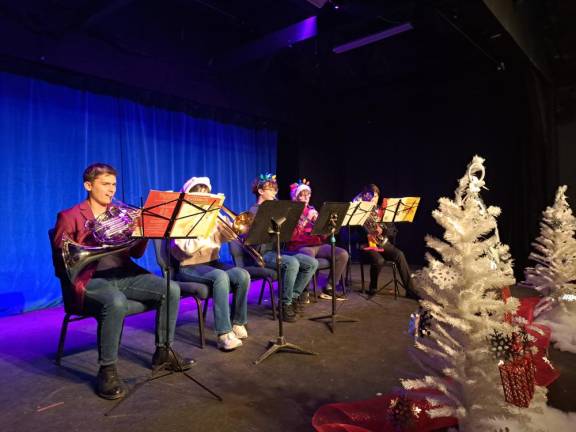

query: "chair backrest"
xmin=153 ymin=239 xmax=173 ymax=277
xmin=229 ymin=240 xmax=247 ymax=268
xmin=48 ymin=228 xmax=78 ymax=315
xmin=230 ymin=240 xmax=263 ymax=268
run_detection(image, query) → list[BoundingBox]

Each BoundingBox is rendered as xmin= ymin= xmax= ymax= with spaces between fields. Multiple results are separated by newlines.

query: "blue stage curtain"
xmin=0 ymin=70 xmax=276 ymax=316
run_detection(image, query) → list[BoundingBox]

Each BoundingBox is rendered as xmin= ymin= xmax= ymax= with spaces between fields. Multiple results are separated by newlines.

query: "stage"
xmin=0 ymin=266 xmax=574 ymax=432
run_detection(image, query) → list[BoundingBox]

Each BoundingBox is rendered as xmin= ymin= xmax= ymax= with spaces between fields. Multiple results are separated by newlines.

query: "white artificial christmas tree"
xmin=524 ymin=185 xmax=576 ymax=353
xmin=401 ymin=156 xmax=548 ymax=431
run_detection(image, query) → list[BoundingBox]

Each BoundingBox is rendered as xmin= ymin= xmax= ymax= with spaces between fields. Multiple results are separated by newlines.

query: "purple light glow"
xmin=215 ymin=16 xmax=318 ymax=68
xmin=0 ymin=278 xmax=283 ymax=363
xmin=332 ymin=22 xmax=414 ymax=54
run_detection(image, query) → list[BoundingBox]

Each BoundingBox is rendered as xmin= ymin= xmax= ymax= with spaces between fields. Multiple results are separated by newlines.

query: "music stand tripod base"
xmin=254 ymin=336 xmax=318 ymax=365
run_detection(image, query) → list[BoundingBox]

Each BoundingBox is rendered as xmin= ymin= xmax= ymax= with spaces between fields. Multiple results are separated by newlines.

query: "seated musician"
xmin=247 ymin=173 xmax=319 ymax=322
xmin=52 ymin=163 xmax=192 ymax=401
xmin=286 ymin=179 xmax=349 ymax=301
xmin=171 ymin=177 xmax=250 ymax=351
xmin=354 ymin=184 xmax=419 ymax=300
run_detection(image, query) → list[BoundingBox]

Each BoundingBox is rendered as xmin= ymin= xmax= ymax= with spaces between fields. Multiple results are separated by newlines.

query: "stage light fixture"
xmin=305 ymin=0 xmax=329 ymax=8
xmin=332 ymin=22 xmax=414 ymax=54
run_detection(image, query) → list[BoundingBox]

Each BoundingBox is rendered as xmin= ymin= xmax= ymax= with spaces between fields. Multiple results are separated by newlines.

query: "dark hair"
xmin=83 ymin=163 xmax=117 ymax=183
xmin=251 ymin=178 xmax=278 ymax=198
xmin=362 ymin=184 xmax=380 ymax=197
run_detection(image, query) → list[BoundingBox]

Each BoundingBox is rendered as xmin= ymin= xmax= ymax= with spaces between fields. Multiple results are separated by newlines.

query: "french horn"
xmin=62 ymin=201 xmax=141 ymax=282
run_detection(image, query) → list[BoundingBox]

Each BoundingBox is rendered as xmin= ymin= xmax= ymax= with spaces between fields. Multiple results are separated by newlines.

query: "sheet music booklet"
xmin=132 ymin=190 xmax=224 ymax=238
xmin=380 ymin=197 xmax=421 ymax=223
xmin=342 ymin=201 xmax=374 ymax=227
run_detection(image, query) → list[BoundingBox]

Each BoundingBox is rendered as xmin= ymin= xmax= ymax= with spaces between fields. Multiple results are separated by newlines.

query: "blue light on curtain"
xmin=0 ymin=70 xmax=276 ymax=317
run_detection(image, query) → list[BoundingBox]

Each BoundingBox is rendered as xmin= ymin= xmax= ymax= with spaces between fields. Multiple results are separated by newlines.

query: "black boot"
xmin=97 ymin=364 xmax=125 ymax=400
xmin=292 ymin=297 xmax=305 ymax=315
xmin=152 ymin=346 xmax=195 ymax=371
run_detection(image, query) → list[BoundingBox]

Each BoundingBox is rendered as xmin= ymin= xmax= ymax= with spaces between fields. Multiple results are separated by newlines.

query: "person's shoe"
xmin=152 ymin=347 xmax=195 ymax=371
xmin=319 ymin=287 xmax=348 ymax=301
xmin=292 ymin=297 xmax=305 ymax=314
xmin=300 ymin=290 xmax=311 ymax=304
xmin=97 ymin=364 xmax=125 ymax=400
xmin=232 ymin=324 xmax=248 ymax=339
xmin=217 ymin=332 xmax=243 ymax=351
xmin=281 ymin=303 xmax=298 ymax=322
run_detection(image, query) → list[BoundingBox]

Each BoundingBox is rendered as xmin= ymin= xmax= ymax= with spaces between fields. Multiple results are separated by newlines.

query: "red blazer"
xmin=52 ymin=200 xmax=147 ymax=314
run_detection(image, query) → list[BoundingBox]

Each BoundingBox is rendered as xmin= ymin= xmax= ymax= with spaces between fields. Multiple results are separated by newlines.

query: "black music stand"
xmin=248 ymin=200 xmax=318 ymax=365
xmin=309 ymin=202 xmax=359 ymax=333
xmin=106 ymin=191 xmax=222 ymax=416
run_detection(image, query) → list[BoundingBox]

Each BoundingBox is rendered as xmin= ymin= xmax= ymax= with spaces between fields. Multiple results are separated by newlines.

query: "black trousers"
xmin=361 ymin=244 xmax=418 ymax=298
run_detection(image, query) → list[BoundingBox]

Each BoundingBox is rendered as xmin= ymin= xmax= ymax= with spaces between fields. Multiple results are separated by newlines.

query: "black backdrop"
xmin=278 ymin=65 xmax=559 ymax=279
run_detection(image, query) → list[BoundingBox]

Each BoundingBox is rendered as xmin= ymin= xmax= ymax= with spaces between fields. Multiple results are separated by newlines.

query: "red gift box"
xmin=498 ymin=355 xmax=535 ymax=408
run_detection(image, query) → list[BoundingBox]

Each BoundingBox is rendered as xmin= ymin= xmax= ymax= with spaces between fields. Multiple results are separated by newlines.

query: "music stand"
xmin=247 ymin=200 xmax=318 ymax=365
xmin=106 ymin=191 xmax=222 ymax=416
xmin=343 ymin=201 xmax=374 ymax=289
xmin=380 ymin=197 xmax=421 ymax=242
xmin=309 ymin=202 xmax=359 ymax=333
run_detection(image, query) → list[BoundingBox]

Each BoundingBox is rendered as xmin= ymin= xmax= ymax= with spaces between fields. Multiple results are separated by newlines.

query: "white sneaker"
xmin=217 ymin=332 xmax=243 ymax=351
xmin=232 ymin=324 xmax=248 ymax=339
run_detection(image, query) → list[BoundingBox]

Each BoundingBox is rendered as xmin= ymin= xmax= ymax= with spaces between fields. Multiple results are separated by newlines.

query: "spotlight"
xmin=305 ymin=0 xmax=328 ymax=8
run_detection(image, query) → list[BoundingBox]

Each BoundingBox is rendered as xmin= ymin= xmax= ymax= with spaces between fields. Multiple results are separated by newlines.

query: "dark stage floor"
xmin=1 ymin=266 xmax=574 ymax=432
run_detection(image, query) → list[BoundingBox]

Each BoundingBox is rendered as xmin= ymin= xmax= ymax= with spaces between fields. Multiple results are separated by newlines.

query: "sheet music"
xmin=381 ymin=197 xmax=420 ymax=223
xmin=342 ymin=201 xmax=374 ymax=226
xmin=133 ymin=190 xmax=224 ymax=238
xmin=173 ymin=192 xmax=224 ymax=238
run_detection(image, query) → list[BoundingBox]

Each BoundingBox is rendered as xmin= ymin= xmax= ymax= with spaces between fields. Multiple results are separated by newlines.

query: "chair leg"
xmin=258 ymin=279 xmax=266 ymax=306
xmin=345 ymin=255 xmax=352 ymax=287
xmin=312 ymin=273 xmax=318 ymax=301
xmin=339 ymin=274 xmax=347 ymax=297
xmin=202 ymin=299 xmax=209 ymax=322
xmin=267 ymin=278 xmax=277 ymax=321
xmin=56 ymin=314 xmax=72 ymax=366
xmin=194 ymin=297 xmax=206 ymax=349
xmin=360 ymin=263 xmax=365 ymax=294
xmin=392 ymin=263 xmax=399 ymax=300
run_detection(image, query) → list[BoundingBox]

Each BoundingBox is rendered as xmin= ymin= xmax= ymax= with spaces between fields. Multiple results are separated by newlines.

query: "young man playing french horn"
xmin=52 ymin=163 xmax=192 ymax=400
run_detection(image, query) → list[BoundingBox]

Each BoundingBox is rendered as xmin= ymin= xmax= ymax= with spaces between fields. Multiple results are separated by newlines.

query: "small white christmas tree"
xmin=524 ymin=185 xmax=576 ymax=310
xmin=401 ymin=156 xmax=547 ymax=431
xmin=525 ymin=185 xmax=576 ymax=352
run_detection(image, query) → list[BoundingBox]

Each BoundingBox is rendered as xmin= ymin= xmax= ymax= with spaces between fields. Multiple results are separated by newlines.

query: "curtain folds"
xmin=0 ymin=70 xmax=277 ymax=316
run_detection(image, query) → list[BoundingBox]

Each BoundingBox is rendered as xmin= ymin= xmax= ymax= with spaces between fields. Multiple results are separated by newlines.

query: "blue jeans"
xmin=84 ymin=265 xmax=181 ymax=366
xmin=177 ymin=261 xmax=250 ymax=335
xmin=263 ymin=251 xmax=318 ymax=305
